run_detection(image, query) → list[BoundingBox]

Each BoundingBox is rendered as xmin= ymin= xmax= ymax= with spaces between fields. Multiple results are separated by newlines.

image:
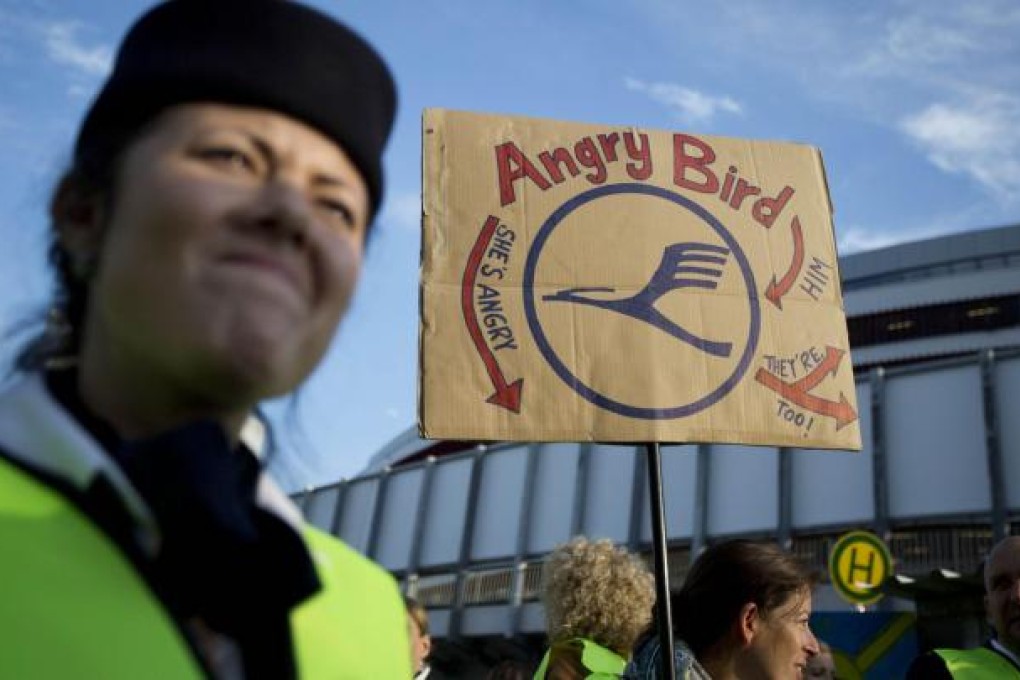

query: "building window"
xmin=848 ymin=295 xmax=1020 ymax=348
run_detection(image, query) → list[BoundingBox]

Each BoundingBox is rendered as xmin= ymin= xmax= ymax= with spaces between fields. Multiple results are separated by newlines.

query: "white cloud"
xmin=690 ymin=2 xmax=1020 ymax=206
xmin=849 ymin=3 xmax=1020 ymax=95
xmin=624 ymin=77 xmax=743 ymax=125
xmin=854 ymin=14 xmax=980 ymax=78
xmin=380 ymin=191 xmax=421 ymax=232
xmin=837 ymin=220 xmax=960 ymax=254
xmin=887 ymin=17 xmax=977 ymax=65
xmin=900 ymin=94 xmax=1020 ymax=202
xmin=837 ymin=226 xmax=908 ymax=255
xmin=680 ymin=1 xmax=1019 ymax=115
xmin=42 ymin=22 xmax=112 ymax=77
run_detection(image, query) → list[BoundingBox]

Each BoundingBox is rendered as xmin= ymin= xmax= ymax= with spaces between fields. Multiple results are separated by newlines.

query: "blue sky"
xmin=0 ymin=0 xmax=1018 ymax=489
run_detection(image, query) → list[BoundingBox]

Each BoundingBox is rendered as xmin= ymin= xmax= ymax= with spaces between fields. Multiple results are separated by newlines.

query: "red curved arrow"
xmin=765 ymin=216 xmax=805 ymax=310
xmin=461 ymin=216 xmax=523 ymax=413
xmin=755 ymin=367 xmax=857 ymax=430
xmin=793 ymin=346 xmax=845 ymax=392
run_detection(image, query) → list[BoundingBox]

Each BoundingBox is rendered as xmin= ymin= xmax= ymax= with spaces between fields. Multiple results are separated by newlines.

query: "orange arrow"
xmin=765 ymin=216 xmax=804 ymax=310
xmin=755 ymin=368 xmax=858 ymax=430
xmin=792 ymin=346 xmax=845 ymax=392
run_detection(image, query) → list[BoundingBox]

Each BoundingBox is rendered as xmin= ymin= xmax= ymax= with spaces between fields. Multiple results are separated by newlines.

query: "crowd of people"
xmin=529 ymin=535 xmax=1020 ymax=680
xmin=532 ymin=538 xmax=822 ymax=680
xmin=0 ymin=0 xmax=1016 ymax=678
xmin=531 ymin=535 xmax=1020 ymax=680
xmin=399 ymin=534 xmax=1020 ymax=679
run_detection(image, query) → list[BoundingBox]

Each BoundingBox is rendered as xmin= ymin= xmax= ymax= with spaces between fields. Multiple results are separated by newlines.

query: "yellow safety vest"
xmin=0 ymin=456 xmax=411 ymax=679
xmin=936 ymin=647 xmax=1020 ymax=679
xmin=534 ymin=638 xmax=627 ymax=679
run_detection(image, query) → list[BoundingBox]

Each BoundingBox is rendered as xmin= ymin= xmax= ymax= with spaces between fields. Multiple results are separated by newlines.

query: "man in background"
xmin=907 ymin=535 xmax=1020 ymax=678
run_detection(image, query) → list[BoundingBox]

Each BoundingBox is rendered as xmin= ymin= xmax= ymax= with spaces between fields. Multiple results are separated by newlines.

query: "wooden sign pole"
xmin=645 ymin=442 xmax=676 ymax=680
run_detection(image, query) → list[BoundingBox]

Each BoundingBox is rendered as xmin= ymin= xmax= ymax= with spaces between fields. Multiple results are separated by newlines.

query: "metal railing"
xmin=791 ymin=524 xmax=1000 ymax=581
xmin=409 ymin=572 xmax=458 ymax=608
xmin=403 ymin=543 xmax=697 ymax=619
xmin=888 ymin=525 xmax=994 ymax=576
xmin=461 ymin=566 xmax=517 ymax=606
xmin=790 ymin=533 xmax=837 ymax=577
xmin=521 ymin=561 xmax=544 ymax=601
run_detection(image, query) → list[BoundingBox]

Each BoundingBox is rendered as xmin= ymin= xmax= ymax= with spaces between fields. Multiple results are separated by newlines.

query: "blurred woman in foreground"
xmin=0 ymin=1 xmax=407 ymax=677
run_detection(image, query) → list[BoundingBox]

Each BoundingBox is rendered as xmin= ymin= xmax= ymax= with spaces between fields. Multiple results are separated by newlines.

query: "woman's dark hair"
xmin=672 ymin=540 xmax=815 ymax=658
xmin=485 ymin=658 xmax=534 ymax=680
xmin=14 ymin=122 xmax=145 ymax=373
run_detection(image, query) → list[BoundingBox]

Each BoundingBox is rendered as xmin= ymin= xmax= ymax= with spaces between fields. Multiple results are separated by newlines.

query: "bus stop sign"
xmin=829 ymin=530 xmax=893 ymax=606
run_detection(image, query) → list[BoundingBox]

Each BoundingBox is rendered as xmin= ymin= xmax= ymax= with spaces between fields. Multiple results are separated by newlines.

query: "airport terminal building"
xmin=294 ymin=224 xmax=1020 ymax=677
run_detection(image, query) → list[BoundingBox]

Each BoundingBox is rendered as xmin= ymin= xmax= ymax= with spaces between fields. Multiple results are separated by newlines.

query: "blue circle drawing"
xmin=522 ymin=183 xmax=760 ymax=419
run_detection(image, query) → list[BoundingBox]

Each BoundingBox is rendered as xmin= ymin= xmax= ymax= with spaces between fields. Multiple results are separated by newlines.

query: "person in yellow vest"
xmin=534 ymin=537 xmax=656 ymax=679
xmin=0 ymin=1 xmax=409 ymax=677
xmin=906 ymin=535 xmax=1020 ymax=679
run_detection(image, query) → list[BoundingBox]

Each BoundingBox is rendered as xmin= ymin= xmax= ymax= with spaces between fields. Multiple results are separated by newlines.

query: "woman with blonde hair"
xmin=536 ymin=537 xmax=656 ymax=679
xmin=405 ymin=596 xmax=434 ymax=679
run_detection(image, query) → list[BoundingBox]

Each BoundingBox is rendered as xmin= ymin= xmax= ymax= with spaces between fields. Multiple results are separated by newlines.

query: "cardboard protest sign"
xmin=419 ymin=109 xmax=861 ymax=450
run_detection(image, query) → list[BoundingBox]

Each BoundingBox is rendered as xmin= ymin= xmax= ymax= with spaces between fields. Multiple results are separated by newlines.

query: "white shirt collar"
xmin=0 ymin=373 xmax=305 ymax=552
xmin=991 ymin=639 xmax=1020 ymax=668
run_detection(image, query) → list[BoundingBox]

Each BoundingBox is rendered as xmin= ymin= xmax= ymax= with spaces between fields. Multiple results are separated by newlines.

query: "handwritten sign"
xmin=419 ymin=109 xmax=861 ymax=450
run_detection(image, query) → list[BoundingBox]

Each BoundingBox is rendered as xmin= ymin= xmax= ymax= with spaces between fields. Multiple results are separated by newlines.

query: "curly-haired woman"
xmin=536 ymin=537 xmax=656 ymax=679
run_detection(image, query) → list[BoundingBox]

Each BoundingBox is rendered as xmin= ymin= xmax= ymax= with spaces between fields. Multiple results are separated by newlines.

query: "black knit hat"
xmin=74 ymin=0 xmax=397 ymax=216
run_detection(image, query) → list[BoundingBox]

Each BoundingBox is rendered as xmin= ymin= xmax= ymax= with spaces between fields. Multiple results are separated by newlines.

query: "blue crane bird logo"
xmin=523 ymin=183 xmax=760 ymax=420
xmin=542 ymin=242 xmax=734 ymax=358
